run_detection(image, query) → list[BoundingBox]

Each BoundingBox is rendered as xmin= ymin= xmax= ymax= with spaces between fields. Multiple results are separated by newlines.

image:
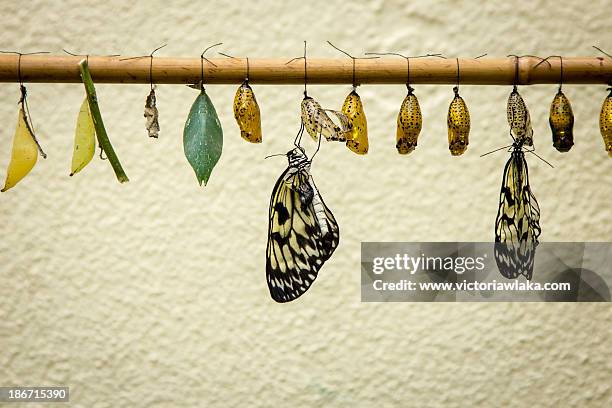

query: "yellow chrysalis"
xmin=549 ymin=90 xmax=574 ymax=152
xmin=341 ymin=90 xmax=368 ymax=154
xmin=233 ymin=81 xmax=262 ymax=143
xmin=2 ymin=107 xmax=39 ymax=192
xmin=70 ymin=97 xmax=96 ymax=176
xmin=396 ymin=87 xmax=422 ymax=155
xmin=447 ymin=87 xmax=470 ymax=156
xmin=600 ymin=87 xmax=612 ymax=157
xmin=2 ymin=86 xmax=46 ymax=192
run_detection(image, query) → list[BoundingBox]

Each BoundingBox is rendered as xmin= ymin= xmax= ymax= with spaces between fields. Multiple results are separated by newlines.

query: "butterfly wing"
xmin=266 ymin=167 xmax=339 ymax=302
xmin=494 ymin=150 xmax=541 ymax=279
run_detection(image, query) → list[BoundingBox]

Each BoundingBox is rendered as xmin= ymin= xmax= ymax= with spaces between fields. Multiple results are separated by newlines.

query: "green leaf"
xmin=183 ymin=90 xmax=223 ymax=186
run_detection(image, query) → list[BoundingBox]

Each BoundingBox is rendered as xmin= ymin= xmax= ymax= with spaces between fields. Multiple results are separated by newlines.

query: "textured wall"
xmin=0 ymin=0 xmax=611 ymax=406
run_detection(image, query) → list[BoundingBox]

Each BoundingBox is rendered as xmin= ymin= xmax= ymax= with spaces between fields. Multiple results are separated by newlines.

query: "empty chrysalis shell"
xmin=549 ymin=90 xmax=574 ymax=152
xmin=301 ymin=96 xmax=348 ymax=142
xmin=341 ymin=90 xmax=368 ymax=154
xmin=447 ymin=87 xmax=470 ymax=156
xmin=233 ymin=81 xmax=262 ymax=143
xmin=144 ymin=88 xmax=160 ymax=138
xmin=507 ymin=88 xmax=534 ymax=146
xmin=396 ymin=87 xmax=422 ymax=155
xmin=600 ymin=88 xmax=612 ymax=157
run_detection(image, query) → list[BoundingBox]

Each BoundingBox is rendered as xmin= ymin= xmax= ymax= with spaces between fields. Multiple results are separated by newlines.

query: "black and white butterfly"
xmin=266 ymin=131 xmax=340 ymax=302
xmin=494 ymin=138 xmax=542 ymax=280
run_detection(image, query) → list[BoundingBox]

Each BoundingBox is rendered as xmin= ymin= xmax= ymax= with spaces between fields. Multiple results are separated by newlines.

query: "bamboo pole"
xmin=0 ymin=55 xmax=609 ymax=85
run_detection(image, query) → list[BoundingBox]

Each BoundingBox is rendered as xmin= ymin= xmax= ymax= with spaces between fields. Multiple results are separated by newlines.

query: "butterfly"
xmin=266 ymin=139 xmax=340 ymax=302
xmin=494 ymin=137 xmax=541 ymax=280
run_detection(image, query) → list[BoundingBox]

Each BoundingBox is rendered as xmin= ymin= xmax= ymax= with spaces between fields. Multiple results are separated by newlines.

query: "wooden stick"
xmin=0 ymin=55 xmax=609 ymax=85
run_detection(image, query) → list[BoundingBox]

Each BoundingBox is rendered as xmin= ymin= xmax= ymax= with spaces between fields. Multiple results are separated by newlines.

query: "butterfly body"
xmin=266 ymin=147 xmax=339 ymax=302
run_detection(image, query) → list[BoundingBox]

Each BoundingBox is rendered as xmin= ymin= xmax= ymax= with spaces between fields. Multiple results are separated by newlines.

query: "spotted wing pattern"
xmin=494 ymin=148 xmax=541 ymax=279
xmin=266 ymin=161 xmax=339 ymax=302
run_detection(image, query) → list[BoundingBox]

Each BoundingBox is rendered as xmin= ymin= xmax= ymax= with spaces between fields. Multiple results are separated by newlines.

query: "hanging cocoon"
xmin=341 ymin=90 xmax=368 ymax=154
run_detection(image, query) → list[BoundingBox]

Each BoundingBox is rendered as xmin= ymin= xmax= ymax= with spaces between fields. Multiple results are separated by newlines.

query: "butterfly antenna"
xmin=264 ymin=153 xmax=286 ymax=160
xmin=294 ymin=120 xmax=305 ymax=147
xmin=310 ymin=129 xmax=323 ymax=162
xmin=527 ymin=150 xmax=554 ymax=168
xmin=480 ymin=144 xmax=512 ymax=157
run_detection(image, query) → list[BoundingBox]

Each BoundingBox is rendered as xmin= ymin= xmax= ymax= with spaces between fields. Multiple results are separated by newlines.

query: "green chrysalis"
xmin=183 ymin=90 xmax=223 ymax=186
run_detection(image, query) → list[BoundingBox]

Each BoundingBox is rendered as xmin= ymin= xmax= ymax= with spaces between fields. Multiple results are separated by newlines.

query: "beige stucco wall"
xmin=0 ymin=0 xmax=611 ymax=406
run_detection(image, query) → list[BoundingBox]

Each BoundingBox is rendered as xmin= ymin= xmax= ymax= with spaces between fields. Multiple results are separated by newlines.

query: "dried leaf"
xmin=144 ymin=88 xmax=160 ymax=138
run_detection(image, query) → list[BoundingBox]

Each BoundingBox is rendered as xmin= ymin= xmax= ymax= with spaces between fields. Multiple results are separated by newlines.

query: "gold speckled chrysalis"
xmin=600 ymin=87 xmax=612 ymax=157
xmin=549 ymin=90 xmax=574 ymax=152
xmin=342 ymin=89 xmax=368 ymax=154
xmin=396 ymin=86 xmax=422 ymax=154
xmin=233 ymin=80 xmax=262 ymax=143
xmin=447 ymin=86 xmax=470 ymax=156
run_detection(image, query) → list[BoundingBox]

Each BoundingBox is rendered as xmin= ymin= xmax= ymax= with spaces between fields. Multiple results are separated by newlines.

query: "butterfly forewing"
xmin=494 ymin=149 xmax=541 ymax=279
xmin=266 ymin=153 xmax=339 ymax=302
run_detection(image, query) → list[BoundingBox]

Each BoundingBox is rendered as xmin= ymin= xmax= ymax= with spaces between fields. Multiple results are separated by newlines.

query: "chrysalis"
xmin=70 ymin=97 xmax=96 ymax=176
xmin=396 ymin=86 xmax=422 ymax=155
xmin=548 ymin=90 xmax=574 ymax=152
xmin=341 ymin=90 xmax=368 ymax=154
xmin=183 ymin=89 xmax=223 ymax=186
xmin=144 ymin=88 xmax=160 ymax=138
xmin=507 ymin=87 xmax=534 ymax=146
xmin=2 ymin=86 xmax=47 ymax=192
xmin=301 ymin=96 xmax=349 ymax=142
xmin=233 ymin=81 xmax=262 ymax=143
xmin=447 ymin=86 xmax=470 ymax=156
xmin=600 ymin=87 xmax=612 ymax=157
